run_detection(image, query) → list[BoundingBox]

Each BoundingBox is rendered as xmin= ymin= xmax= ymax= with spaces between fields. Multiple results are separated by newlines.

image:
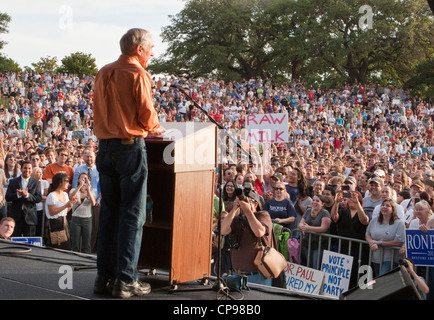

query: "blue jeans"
xmin=248 ymin=273 xmax=273 ymax=286
xmin=96 ymin=138 xmax=148 ymax=283
xmin=372 ymin=261 xmax=396 ymax=277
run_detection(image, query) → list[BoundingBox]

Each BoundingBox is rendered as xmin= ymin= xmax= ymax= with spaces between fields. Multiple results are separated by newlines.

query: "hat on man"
xmin=345 ymin=176 xmax=357 ymax=185
xmin=369 ymin=177 xmax=384 ymax=185
xmin=410 ymin=181 xmax=424 ymax=190
xmin=271 ymin=173 xmax=283 ymax=181
xmin=374 ymin=169 xmax=386 ymax=178
xmin=422 ymin=179 xmax=434 ymax=188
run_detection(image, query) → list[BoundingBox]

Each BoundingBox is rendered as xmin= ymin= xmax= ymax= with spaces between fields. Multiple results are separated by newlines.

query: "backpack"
xmin=272 ymin=223 xmax=291 ymax=261
xmin=287 ymin=238 xmax=300 ymax=264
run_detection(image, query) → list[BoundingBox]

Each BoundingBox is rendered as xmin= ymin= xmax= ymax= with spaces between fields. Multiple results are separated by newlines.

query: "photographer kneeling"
xmin=221 ymin=187 xmax=274 ymax=286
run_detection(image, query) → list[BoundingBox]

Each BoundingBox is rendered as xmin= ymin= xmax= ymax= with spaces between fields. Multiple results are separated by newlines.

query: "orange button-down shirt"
xmin=93 ymin=55 xmax=160 ymax=140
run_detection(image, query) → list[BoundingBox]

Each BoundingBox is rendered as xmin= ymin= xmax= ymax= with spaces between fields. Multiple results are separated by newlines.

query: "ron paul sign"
xmin=405 ymin=229 xmax=434 ymax=267
xmin=245 ymin=113 xmax=288 ymax=144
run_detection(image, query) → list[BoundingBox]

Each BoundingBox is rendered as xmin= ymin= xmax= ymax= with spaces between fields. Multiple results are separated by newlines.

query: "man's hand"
xmin=149 ymin=126 xmax=166 ymax=136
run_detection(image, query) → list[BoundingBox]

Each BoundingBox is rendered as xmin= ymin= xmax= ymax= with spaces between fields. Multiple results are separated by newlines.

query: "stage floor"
xmin=0 ymin=239 xmax=329 ymax=302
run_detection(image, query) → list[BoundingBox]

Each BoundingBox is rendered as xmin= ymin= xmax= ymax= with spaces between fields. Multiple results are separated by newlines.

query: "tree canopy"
xmin=149 ymin=0 xmax=434 ymax=92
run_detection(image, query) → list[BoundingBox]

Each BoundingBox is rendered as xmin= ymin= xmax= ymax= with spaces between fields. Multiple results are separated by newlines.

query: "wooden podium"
xmin=138 ymin=122 xmax=217 ymax=287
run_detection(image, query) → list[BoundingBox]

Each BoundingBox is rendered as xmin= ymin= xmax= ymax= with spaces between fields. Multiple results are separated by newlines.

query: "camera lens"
xmin=235 ymin=188 xmax=245 ymax=201
xmin=399 ymin=259 xmax=408 ymax=268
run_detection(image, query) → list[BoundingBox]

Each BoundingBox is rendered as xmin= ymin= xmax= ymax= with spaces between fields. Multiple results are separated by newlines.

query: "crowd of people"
xmin=1 ymin=70 xmax=434 ymax=298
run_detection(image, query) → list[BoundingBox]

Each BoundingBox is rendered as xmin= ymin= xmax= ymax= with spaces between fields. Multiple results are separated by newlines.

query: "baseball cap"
xmin=369 ymin=177 xmax=384 ymax=185
xmin=345 ymin=176 xmax=357 ymax=184
xmin=421 ymin=179 xmax=434 ymax=188
xmin=271 ymin=173 xmax=283 ymax=181
xmin=374 ymin=169 xmax=386 ymax=178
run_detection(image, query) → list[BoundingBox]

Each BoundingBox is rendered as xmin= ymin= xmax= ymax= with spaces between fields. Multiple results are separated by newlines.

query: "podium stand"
xmin=138 ymin=122 xmax=217 ymax=287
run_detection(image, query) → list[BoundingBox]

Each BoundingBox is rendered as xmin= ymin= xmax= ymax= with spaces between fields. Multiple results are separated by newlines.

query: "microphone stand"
xmin=169 ymin=84 xmax=251 ymax=299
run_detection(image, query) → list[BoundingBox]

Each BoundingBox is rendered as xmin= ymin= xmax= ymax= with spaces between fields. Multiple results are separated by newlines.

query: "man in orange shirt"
xmin=93 ymin=28 xmax=165 ymax=299
xmin=42 ymin=147 xmax=74 ymax=188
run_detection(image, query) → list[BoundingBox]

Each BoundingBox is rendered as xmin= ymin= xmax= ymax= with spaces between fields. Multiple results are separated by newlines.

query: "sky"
xmin=1 ymin=0 xmax=187 ymax=70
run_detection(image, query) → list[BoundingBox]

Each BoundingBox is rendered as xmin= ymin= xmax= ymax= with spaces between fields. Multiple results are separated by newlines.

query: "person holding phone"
xmin=69 ymin=172 xmax=96 ymax=253
xmin=331 ymin=188 xmax=370 ymax=288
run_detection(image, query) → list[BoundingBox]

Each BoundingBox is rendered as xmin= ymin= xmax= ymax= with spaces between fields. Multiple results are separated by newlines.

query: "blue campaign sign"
xmin=405 ymin=229 xmax=434 ymax=267
xmin=11 ymin=237 xmax=43 ymax=247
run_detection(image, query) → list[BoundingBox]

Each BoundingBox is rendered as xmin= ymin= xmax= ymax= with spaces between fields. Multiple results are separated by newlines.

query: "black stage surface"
xmin=0 ymin=239 xmax=332 ymax=304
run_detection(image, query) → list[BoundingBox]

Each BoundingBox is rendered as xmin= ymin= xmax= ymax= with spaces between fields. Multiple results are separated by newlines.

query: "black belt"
xmin=99 ymin=137 xmax=145 ymax=146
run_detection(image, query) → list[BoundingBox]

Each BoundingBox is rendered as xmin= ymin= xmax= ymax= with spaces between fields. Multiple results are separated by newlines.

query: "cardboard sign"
xmin=284 ymin=262 xmax=324 ymax=295
xmin=320 ymin=250 xmax=353 ymax=298
xmin=245 ymin=113 xmax=288 ymax=144
xmin=405 ymin=229 xmax=434 ymax=267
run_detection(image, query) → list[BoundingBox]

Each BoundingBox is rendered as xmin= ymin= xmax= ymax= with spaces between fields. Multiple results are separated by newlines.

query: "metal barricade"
xmin=299 ymin=231 xmax=430 ymax=283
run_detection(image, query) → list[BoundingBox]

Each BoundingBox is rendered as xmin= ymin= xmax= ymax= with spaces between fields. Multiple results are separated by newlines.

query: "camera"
xmin=343 ymin=192 xmax=352 ymax=198
xmin=235 ymin=186 xmax=260 ymax=203
xmin=398 ymin=259 xmax=408 ymax=268
xmin=341 ymin=185 xmax=350 ymax=191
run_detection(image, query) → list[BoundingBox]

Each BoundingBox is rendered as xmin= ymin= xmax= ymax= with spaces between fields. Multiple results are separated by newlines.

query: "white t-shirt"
xmin=45 ymin=192 xmax=69 ymax=219
xmin=70 ymin=188 xmax=94 ymax=218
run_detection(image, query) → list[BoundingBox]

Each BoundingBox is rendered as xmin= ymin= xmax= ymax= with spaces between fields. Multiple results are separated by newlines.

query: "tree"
xmin=404 ymin=58 xmax=434 ymax=99
xmin=0 ymin=54 xmax=20 ymax=72
xmin=0 ymin=12 xmax=11 ymax=51
xmin=58 ymin=52 xmax=98 ymax=75
xmin=151 ymin=0 xmax=434 ymax=88
xmin=149 ymin=0 xmax=284 ymax=81
xmin=287 ymin=0 xmax=434 ymax=86
xmin=31 ymin=56 xmax=59 ymax=73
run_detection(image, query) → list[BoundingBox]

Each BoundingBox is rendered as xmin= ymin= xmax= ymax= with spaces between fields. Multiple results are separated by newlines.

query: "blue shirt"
xmin=72 ymin=164 xmax=100 ymax=201
xmin=263 ymin=198 xmax=297 ymax=229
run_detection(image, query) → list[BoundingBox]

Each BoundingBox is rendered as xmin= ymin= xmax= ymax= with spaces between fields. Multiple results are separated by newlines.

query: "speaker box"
xmin=340 ymin=266 xmax=421 ymax=300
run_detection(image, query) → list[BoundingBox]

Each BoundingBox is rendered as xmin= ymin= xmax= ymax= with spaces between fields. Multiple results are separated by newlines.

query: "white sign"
xmin=245 ymin=113 xmax=288 ymax=144
xmin=284 ymin=262 xmax=324 ymax=295
xmin=320 ymin=250 xmax=353 ymax=297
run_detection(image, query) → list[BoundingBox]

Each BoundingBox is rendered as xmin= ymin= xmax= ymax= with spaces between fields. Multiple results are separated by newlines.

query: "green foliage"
xmin=0 ymin=12 xmax=11 ymax=51
xmin=58 ymin=52 xmax=98 ymax=76
xmin=150 ymin=0 xmax=434 ymax=89
xmin=31 ymin=56 xmax=59 ymax=73
xmin=0 ymin=54 xmax=20 ymax=72
xmin=405 ymin=58 xmax=434 ymax=99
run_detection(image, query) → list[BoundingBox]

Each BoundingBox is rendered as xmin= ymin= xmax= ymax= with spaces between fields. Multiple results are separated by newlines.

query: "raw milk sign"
xmin=284 ymin=262 xmax=324 ymax=294
xmin=320 ymin=250 xmax=353 ymax=298
xmin=245 ymin=113 xmax=288 ymax=144
xmin=405 ymin=229 xmax=434 ymax=267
